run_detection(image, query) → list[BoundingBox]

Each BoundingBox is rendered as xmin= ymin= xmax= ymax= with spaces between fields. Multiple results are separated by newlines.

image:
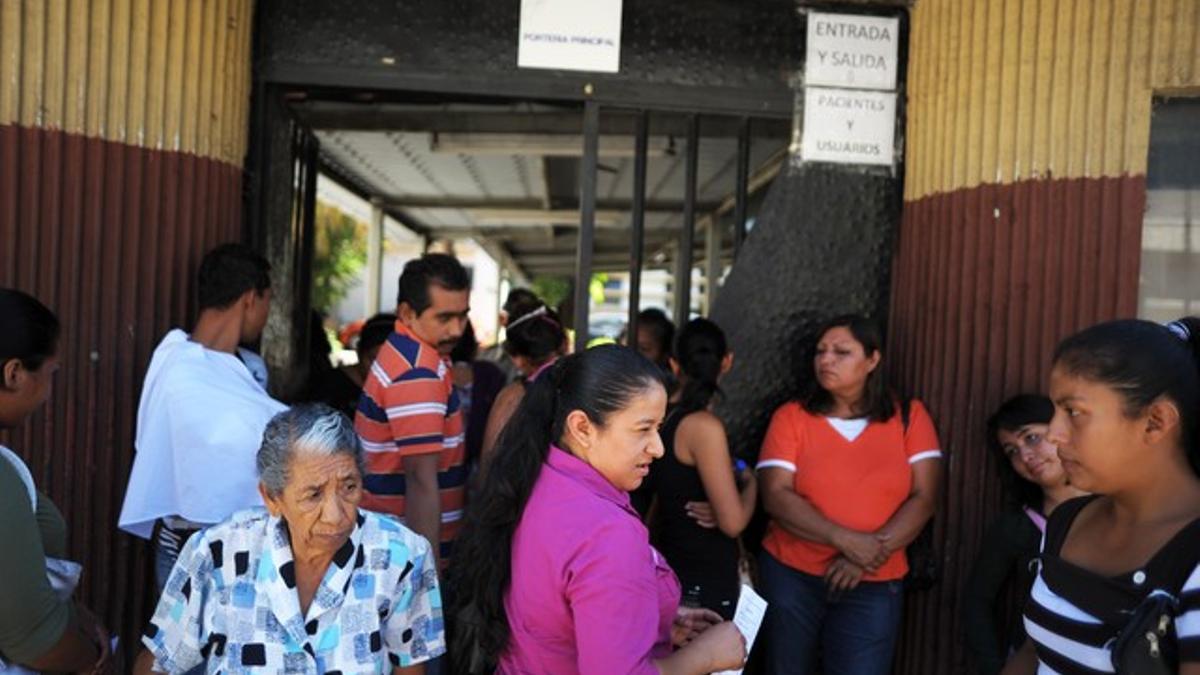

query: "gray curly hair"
xmin=257 ymin=403 xmax=364 ymax=498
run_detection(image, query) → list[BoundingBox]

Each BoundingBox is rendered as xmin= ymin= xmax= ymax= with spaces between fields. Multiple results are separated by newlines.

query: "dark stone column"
xmin=710 ymin=163 xmax=901 ymax=456
xmin=247 ymin=87 xmax=312 ymax=401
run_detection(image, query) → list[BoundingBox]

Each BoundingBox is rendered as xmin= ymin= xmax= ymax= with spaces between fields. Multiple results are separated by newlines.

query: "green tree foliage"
xmin=531 ymin=276 xmax=570 ymax=309
xmin=312 ymin=202 xmax=367 ymax=315
xmin=529 ymin=273 xmax=609 ymax=310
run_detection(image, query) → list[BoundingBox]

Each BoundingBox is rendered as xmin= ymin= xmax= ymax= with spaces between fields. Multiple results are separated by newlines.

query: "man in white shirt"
xmin=118 ymin=243 xmax=286 ymax=591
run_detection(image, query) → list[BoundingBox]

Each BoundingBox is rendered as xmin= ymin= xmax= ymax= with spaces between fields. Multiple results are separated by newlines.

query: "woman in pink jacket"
xmin=448 ymin=345 xmax=745 ymax=674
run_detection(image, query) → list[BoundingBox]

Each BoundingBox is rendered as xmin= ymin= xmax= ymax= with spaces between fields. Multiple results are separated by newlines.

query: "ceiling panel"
xmin=312 ymin=104 xmax=787 ymax=279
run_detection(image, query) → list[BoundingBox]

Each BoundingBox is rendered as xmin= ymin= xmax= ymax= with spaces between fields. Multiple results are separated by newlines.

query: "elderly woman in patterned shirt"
xmin=133 ymin=404 xmax=444 ymax=674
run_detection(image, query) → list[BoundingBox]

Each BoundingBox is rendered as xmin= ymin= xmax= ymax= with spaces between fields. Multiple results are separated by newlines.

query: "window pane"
xmin=1138 ymin=98 xmax=1200 ymax=322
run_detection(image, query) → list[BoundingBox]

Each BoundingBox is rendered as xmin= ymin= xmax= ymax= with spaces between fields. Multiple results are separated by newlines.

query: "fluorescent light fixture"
xmin=431 ymin=132 xmax=673 ymax=157
xmin=470 ymin=208 xmax=623 ymax=227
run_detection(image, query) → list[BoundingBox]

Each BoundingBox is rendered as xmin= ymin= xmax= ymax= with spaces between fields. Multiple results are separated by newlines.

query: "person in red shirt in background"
xmin=756 ymin=314 xmax=943 ymax=675
xmin=355 ymin=254 xmax=471 ymax=573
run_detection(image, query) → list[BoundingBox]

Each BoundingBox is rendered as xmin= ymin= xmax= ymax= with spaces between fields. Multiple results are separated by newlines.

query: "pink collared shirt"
xmin=499 ymin=446 xmax=681 ymax=675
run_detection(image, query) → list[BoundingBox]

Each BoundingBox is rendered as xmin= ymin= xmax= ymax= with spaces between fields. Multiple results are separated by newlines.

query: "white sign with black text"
xmin=518 ymin=0 xmax=623 ymax=73
xmin=800 ymin=87 xmax=896 ymax=166
xmin=805 ymin=12 xmax=899 ymax=91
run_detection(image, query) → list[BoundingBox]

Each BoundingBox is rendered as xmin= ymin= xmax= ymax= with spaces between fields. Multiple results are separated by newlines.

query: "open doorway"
xmin=297 ymin=91 xmax=788 ymax=341
xmin=248 ymin=85 xmax=790 ymax=396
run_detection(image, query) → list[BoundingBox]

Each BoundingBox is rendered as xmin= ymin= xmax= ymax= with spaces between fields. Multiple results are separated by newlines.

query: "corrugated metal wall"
xmin=0 ymin=0 xmax=253 ymax=662
xmin=890 ymin=0 xmax=1200 ymax=673
xmin=904 ymin=0 xmax=1198 ymax=203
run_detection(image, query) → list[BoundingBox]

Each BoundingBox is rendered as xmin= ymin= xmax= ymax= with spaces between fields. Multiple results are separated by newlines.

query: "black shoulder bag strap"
xmin=1111 ymin=515 xmax=1200 ymax=673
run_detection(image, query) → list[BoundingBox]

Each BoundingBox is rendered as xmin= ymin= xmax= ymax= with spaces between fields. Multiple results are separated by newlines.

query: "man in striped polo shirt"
xmin=355 ymin=254 xmax=471 ymax=570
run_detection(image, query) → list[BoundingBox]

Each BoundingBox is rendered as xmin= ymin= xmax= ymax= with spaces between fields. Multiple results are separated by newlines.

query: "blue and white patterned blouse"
xmin=142 ymin=507 xmax=445 ymax=673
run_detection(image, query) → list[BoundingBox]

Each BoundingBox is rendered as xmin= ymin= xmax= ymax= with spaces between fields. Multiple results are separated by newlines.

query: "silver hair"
xmin=257 ymin=403 xmax=364 ymax=497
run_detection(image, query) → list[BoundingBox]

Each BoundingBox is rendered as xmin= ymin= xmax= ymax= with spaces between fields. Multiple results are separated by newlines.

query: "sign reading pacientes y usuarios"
xmin=805 ymin=12 xmax=899 ymax=90
xmin=518 ymin=0 xmax=623 ymax=73
xmin=801 ymin=87 xmax=896 ymax=166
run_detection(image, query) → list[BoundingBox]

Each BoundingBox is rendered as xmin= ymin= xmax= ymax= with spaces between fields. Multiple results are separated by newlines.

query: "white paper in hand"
xmin=715 ymin=584 xmax=767 ymax=675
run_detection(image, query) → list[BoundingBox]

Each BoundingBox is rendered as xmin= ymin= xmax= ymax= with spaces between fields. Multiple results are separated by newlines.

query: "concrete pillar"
xmin=704 ymin=219 xmax=722 ymax=315
xmin=367 ymin=200 xmax=384 ymax=316
xmin=256 ymin=90 xmax=312 ymax=401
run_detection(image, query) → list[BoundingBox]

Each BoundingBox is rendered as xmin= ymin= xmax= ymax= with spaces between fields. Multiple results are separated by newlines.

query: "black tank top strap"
xmin=652 ymin=403 xmax=739 ymax=599
xmin=1043 ymin=494 xmax=1101 ymax=556
xmin=661 ymin=407 xmax=686 ymax=448
xmin=1040 ymin=496 xmax=1123 ymax=623
xmin=1040 ymin=495 xmax=1200 ymax=625
xmin=648 ymin=406 xmax=686 ymax=492
xmin=1142 ymin=513 xmax=1200 ymax=594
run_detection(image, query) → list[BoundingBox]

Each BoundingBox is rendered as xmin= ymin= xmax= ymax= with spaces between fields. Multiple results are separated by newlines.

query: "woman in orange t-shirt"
xmin=756 ymin=315 xmax=943 ymax=674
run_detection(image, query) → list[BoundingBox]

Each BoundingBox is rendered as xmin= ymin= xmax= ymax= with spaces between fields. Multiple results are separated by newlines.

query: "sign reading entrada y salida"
xmin=805 ymin=13 xmax=899 ymax=90
xmin=800 ymin=12 xmax=900 ymax=166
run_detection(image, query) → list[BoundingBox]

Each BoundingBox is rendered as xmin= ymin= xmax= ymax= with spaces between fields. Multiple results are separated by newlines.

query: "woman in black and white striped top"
xmin=1002 ymin=318 xmax=1200 ymax=674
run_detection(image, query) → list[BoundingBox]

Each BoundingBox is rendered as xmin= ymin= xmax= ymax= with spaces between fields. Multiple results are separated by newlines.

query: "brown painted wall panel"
xmin=887 ymin=175 xmax=1145 ymax=674
xmin=0 ymin=124 xmax=242 ymax=661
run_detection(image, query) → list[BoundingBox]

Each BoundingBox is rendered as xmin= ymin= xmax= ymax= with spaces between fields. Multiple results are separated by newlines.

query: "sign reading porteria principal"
xmin=805 ymin=12 xmax=899 ymax=91
xmin=801 ymin=87 xmax=896 ymax=165
xmin=518 ymin=0 xmax=623 ymax=73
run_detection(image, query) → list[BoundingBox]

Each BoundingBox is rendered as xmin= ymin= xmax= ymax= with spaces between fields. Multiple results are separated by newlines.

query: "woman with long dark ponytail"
xmin=651 ymin=318 xmax=757 ymax=619
xmin=447 ymin=345 xmax=746 ymax=674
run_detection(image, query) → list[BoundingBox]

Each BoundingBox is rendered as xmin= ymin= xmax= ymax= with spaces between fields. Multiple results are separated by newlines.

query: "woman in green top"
xmin=0 ymin=288 xmax=112 ymax=673
xmin=961 ymin=395 xmax=1085 ymax=675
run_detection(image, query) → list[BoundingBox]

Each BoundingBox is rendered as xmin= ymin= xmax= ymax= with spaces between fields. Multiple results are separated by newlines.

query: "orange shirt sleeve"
xmin=904 ymin=399 xmax=942 ymax=464
xmin=757 ymin=403 xmax=804 ymax=473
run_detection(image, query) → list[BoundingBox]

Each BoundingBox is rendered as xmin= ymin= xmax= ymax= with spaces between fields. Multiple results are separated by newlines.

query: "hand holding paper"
xmin=673 ymin=606 xmax=725 ymax=646
xmin=714 ymin=585 xmax=768 ymax=675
